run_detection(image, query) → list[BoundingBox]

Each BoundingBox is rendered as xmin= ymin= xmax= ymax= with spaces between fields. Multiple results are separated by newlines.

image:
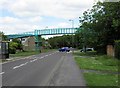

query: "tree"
xmin=78 ymin=1 xmax=120 ymax=53
xmin=48 ymin=35 xmax=74 ymax=49
xmin=9 ymin=42 xmax=18 ymax=54
xmin=0 ymin=32 xmax=8 ymax=41
xmin=9 ymin=38 xmax=24 ymax=54
xmin=12 ymin=38 xmax=23 ymax=50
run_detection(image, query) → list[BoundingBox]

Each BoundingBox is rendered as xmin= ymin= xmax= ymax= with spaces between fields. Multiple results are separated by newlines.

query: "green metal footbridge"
xmin=7 ymin=28 xmax=78 ymax=39
xmin=7 ymin=28 xmax=79 ymax=51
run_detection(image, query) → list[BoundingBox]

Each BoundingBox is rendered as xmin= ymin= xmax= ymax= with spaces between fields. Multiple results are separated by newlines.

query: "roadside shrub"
xmin=9 ymin=47 xmax=16 ymax=54
xmin=115 ymin=40 xmax=120 ymax=59
xmin=9 ymin=42 xmax=18 ymax=54
xmin=95 ymin=45 xmax=106 ymax=54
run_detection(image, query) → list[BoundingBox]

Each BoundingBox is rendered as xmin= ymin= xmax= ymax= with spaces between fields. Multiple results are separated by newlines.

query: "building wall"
xmin=22 ymin=36 xmax=35 ymax=51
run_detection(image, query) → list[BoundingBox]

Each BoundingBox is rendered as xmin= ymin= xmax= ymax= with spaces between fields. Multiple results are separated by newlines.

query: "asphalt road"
xmin=1 ymin=51 xmax=86 ymax=87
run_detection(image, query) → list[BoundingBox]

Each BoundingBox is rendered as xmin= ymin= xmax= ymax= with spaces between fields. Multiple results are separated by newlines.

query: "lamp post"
xmin=69 ymin=19 xmax=74 ymax=52
xmin=69 ymin=19 xmax=74 ymax=28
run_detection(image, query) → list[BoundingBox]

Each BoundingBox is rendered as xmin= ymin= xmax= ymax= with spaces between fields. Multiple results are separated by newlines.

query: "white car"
xmin=80 ymin=48 xmax=94 ymax=52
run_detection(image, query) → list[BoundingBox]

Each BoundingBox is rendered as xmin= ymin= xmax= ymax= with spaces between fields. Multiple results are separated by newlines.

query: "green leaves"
xmin=9 ymin=42 xmax=18 ymax=49
xmin=78 ymin=1 xmax=120 ymax=53
xmin=48 ymin=35 xmax=74 ymax=48
xmin=9 ymin=38 xmax=23 ymax=54
xmin=0 ymin=32 xmax=8 ymax=41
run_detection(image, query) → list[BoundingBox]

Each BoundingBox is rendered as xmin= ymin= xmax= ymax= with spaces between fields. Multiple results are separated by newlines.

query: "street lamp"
xmin=69 ymin=19 xmax=74 ymax=52
xmin=45 ymin=26 xmax=48 ymax=29
xmin=69 ymin=19 xmax=74 ymax=28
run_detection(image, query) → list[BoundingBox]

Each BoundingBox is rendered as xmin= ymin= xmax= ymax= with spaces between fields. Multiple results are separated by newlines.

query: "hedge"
xmin=115 ymin=40 xmax=120 ymax=59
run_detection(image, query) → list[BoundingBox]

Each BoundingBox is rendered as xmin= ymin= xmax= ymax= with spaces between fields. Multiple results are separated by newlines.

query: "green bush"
xmin=95 ymin=45 xmax=106 ymax=54
xmin=9 ymin=47 xmax=16 ymax=54
xmin=9 ymin=42 xmax=18 ymax=54
xmin=115 ymin=40 xmax=120 ymax=59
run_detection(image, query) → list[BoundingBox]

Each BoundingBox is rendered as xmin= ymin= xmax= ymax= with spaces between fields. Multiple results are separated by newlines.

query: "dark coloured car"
xmin=59 ymin=47 xmax=70 ymax=52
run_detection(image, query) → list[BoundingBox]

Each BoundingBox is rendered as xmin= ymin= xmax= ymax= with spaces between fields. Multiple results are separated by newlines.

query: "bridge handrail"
xmin=7 ymin=28 xmax=79 ymax=39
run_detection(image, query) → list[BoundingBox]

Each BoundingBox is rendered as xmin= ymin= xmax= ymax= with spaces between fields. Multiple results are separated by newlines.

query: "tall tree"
xmin=0 ymin=32 xmax=8 ymax=41
xmin=48 ymin=35 xmax=73 ymax=49
xmin=78 ymin=1 xmax=120 ymax=53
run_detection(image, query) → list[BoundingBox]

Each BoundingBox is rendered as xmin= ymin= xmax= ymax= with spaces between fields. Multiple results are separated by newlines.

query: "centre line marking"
xmin=40 ymin=56 xmax=44 ymax=59
xmin=24 ymin=62 xmax=28 ymax=65
xmin=45 ymin=55 xmax=48 ymax=57
xmin=0 ymin=72 xmax=5 ymax=75
xmin=13 ymin=66 xmax=19 ymax=69
xmin=30 ymin=60 xmax=34 ymax=62
xmin=30 ymin=59 xmax=37 ymax=62
xmin=13 ymin=62 xmax=28 ymax=69
xmin=32 ymin=59 xmax=37 ymax=61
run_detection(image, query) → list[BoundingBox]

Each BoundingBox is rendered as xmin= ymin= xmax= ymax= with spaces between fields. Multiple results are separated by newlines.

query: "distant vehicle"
xmin=80 ymin=48 xmax=94 ymax=52
xmin=59 ymin=47 xmax=70 ymax=52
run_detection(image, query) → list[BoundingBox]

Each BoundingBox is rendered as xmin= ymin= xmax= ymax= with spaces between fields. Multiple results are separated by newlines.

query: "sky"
xmin=0 ymin=0 xmax=98 ymax=38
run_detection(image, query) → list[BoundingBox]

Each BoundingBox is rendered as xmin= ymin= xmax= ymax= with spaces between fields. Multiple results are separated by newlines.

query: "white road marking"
xmin=30 ymin=59 xmax=37 ymax=62
xmin=0 ymin=72 xmax=5 ymax=75
xmin=6 ymin=52 xmax=58 ymax=70
xmin=1 ymin=51 xmax=58 ymax=65
xmin=41 ymin=53 xmax=53 ymax=58
xmin=1 ymin=55 xmax=36 ymax=65
xmin=34 ymin=52 xmax=57 ymax=60
xmin=40 ymin=56 xmax=45 ymax=59
xmin=19 ymin=64 xmax=25 ymax=67
xmin=13 ymin=66 xmax=19 ymax=69
xmin=13 ymin=62 xmax=28 ymax=69
xmin=33 ymin=59 xmax=37 ymax=61
xmin=30 ymin=60 xmax=34 ymax=62
xmin=45 ymin=55 xmax=48 ymax=57
xmin=48 ymin=54 xmax=52 ymax=56
xmin=24 ymin=62 xmax=28 ymax=65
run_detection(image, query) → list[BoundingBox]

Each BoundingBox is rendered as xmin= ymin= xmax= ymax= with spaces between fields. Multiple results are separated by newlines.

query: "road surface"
xmin=1 ymin=51 xmax=86 ymax=87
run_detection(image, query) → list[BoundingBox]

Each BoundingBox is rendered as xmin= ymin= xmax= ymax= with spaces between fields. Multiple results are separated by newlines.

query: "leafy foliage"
xmin=115 ymin=40 xmax=120 ymax=59
xmin=0 ymin=32 xmax=8 ymax=41
xmin=78 ymin=1 xmax=120 ymax=53
xmin=9 ymin=38 xmax=23 ymax=54
xmin=48 ymin=35 xmax=74 ymax=48
xmin=9 ymin=42 xmax=18 ymax=54
xmin=12 ymin=38 xmax=23 ymax=50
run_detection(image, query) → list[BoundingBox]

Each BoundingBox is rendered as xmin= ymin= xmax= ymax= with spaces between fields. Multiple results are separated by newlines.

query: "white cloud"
xmin=0 ymin=24 xmax=44 ymax=35
xmin=1 ymin=0 xmax=94 ymax=19
xmin=0 ymin=16 xmax=42 ymax=24
xmin=0 ymin=17 xmax=21 ymax=24
xmin=29 ymin=16 xmax=42 ymax=23
xmin=47 ymin=22 xmax=70 ymax=28
xmin=57 ymin=22 xmax=70 ymax=28
xmin=0 ymin=16 xmax=43 ymax=34
xmin=0 ymin=0 xmax=95 ymax=35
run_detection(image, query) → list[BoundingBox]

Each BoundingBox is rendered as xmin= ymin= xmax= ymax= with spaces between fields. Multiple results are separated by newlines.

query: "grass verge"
xmin=73 ymin=51 xmax=98 ymax=57
xmin=75 ymin=56 xmax=118 ymax=71
xmin=74 ymin=51 xmax=119 ymax=87
xmin=9 ymin=51 xmax=40 ymax=57
xmin=0 ymin=49 xmax=56 ymax=63
xmin=84 ymin=73 xmax=118 ymax=87
xmin=10 ymin=49 xmax=56 ymax=57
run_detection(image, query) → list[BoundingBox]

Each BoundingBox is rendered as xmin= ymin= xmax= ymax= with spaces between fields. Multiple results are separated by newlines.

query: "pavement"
xmin=48 ymin=52 xmax=86 ymax=86
xmin=1 ymin=51 xmax=86 ymax=87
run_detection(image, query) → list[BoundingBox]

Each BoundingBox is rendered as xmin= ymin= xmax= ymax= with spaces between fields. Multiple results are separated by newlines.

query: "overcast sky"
xmin=0 ymin=0 xmax=97 ymax=37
